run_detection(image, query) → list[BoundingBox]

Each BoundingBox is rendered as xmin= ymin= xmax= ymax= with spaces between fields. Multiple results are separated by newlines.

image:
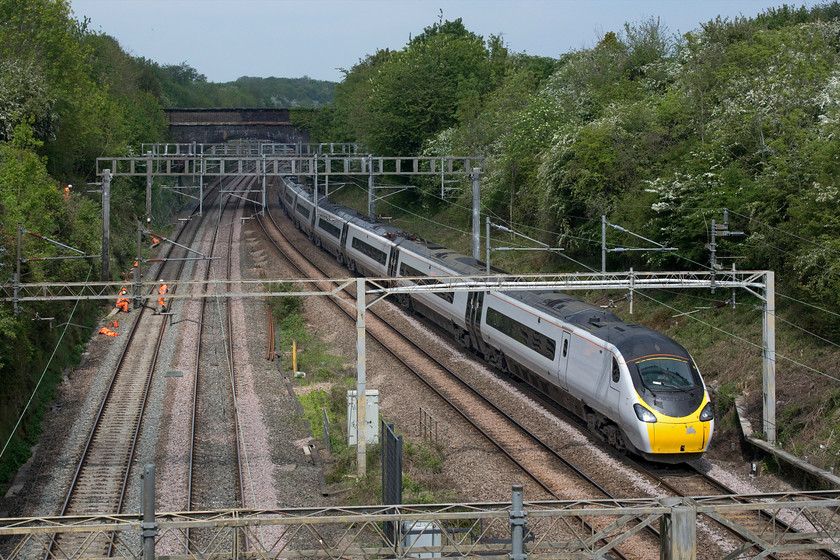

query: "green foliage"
xmin=716 ymin=382 xmax=738 ymax=411
xmin=267 ymin=281 xmax=304 ymax=320
xmin=328 ymin=19 xmax=504 ymax=155
xmin=0 ymin=59 xmax=56 ymax=142
xmin=0 ymin=0 xmax=174 ymax=484
xmin=298 ymin=384 xmax=352 ymax=457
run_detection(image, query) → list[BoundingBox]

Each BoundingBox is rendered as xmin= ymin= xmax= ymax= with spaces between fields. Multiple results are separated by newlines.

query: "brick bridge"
xmin=163 ymin=108 xmax=308 ymax=144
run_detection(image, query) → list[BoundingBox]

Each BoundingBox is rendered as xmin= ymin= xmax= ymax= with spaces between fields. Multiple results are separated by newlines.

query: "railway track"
xmin=182 ymin=176 xmax=255 ymax=553
xmin=46 ymin=177 xmax=225 ymax=558
xmin=640 ymin=461 xmax=840 ymax=559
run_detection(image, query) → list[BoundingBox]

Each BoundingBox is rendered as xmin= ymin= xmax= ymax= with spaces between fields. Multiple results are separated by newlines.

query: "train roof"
xmin=503 ymin=290 xmax=691 ymax=362
xmin=396 ymin=237 xmax=506 ymax=276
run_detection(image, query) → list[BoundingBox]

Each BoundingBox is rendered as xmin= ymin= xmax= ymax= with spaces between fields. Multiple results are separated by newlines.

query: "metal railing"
xmin=3 ymin=484 xmax=840 ymax=559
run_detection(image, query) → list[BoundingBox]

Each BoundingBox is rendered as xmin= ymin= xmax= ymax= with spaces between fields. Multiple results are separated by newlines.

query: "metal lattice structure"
xmin=0 ymin=270 xmax=768 ymax=303
xmin=2 ymin=491 xmax=840 ymax=559
xmin=140 ymin=142 xmax=366 ymax=157
xmin=95 ymin=155 xmax=485 ymax=177
xmin=0 ymin=270 xmax=780 ymax=444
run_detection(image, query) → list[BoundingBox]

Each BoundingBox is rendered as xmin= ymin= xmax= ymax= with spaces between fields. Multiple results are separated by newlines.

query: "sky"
xmin=70 ymin=0 xmax=801 ymax=84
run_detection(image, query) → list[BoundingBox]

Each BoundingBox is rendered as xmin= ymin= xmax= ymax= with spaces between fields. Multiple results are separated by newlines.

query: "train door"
xmin=387 ymin=247 xmax=399 ymax=278
xmin=608 ymin=356 xmax=621 ymax=413
xmin=558 ymin=331 xmax=571 ymax=389
xmin=466 ymin=291 xmax=484 ymax=353
xmin=339 ymin=224 xmax=349 ymax=264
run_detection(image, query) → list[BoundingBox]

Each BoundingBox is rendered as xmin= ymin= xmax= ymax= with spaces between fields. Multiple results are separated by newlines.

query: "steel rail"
xmin=647 ymin=460 xmax=840 ymax=560
xmin=184 ymin=177 xmax=230 ymax=552
xmin=184 ymin=172 xmax=255 ymax=554
xmin=224 ymin=176 xmax=256 ymax=554
xmin=188 ymin=171 xmax=256 ymax=554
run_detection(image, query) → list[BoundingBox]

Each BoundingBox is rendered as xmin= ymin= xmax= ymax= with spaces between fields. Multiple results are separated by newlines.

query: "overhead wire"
xmin=777 ymin=292 xmax=840 ymax=320
xmin=728 ymin=208 xmax=840 ymax=257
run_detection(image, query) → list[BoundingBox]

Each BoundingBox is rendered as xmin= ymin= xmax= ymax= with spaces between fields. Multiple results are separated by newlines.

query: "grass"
xmin=267 ymin=278 xmax=466 ymax=505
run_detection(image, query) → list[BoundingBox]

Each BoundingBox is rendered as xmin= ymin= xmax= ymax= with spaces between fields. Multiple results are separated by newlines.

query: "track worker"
xmin=116 ymin=287 xmax=130 ymax=313
xmin=98 ymin=327 xmax=119 ymax=337
xmin=158 ymin=280 xmax=168 ymax=313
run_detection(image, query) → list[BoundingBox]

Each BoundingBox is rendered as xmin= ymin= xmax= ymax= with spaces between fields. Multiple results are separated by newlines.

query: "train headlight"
xmin=633 ymin=404 xmax=657 ymax=423
xmin=699 ymin=402 xmax=714 ymax=422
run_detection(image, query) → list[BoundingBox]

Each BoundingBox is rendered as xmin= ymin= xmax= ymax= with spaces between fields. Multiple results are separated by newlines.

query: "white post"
xmin=367 ymin=157 xmax=375 ymax=217
xmin=602 ymin=215 xmax=607 ymax=275
xmin=471 ymin=168 xmax=480 ymax=259
xmin=486 ymin=217 xmax=491 ymax=274
xmin=261 ymin=154 xmax=267 ymax=215
xmin=763 ymin=271 xmax=776 ymax=444
xmin=145 ymin=152 xmax=152 ymax=225
xmin=102 ymin=170 xmax=111 ymax=282
xmin=356 ymin=278 xmax=367 ymax=477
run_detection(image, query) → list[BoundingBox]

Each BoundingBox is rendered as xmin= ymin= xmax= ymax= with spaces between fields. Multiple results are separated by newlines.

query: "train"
xmin=276 ymin=175 xmax=714 ymax=463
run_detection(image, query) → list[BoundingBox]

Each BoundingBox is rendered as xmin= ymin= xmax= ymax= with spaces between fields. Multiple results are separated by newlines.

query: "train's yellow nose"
xmin=649 ymin=420 xmax=709 ymax=453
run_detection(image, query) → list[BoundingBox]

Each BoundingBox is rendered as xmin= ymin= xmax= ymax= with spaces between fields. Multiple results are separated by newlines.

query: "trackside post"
xmin=141 ymin=464 xmax=158 ymax=560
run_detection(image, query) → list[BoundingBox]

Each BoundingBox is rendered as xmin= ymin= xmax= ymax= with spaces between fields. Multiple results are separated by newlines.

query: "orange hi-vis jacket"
xmin=99 ymin=327 xmax=119 ymax=337
xmin=116 ymin=286 xmax=129 ymax=311
xmin=158 ymin=283 xmax=168 ymax=308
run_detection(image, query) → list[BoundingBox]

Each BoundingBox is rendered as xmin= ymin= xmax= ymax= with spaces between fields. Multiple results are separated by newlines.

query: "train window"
xmin=611 ymin=358 xmax=620 ymax=383
xmin=486 ymin=308 xmax=555 ymax=360
xmin=285 ymin=191 xmax=293 ymax=204
xmin=318 ymin=218 xmax=341 ymax=239
xmin=295 ymin=203 xmax=310 ymax=220
xmin=399 ymin=263 xmax=453 ymax=302
xmin=400 ymin=262 xmax=424 ymax=278
xmin=562 ymin=338 xmax=568 ymax=357
xmin=546 ymin=338 xmax=556 ymax=359
xmin=635 ymin=357 xmax=697 ymax=390
xmin=351 ymin=237 xmax=387 ymax=265
xmin=531 ymin=331 xmax=540 ymax=349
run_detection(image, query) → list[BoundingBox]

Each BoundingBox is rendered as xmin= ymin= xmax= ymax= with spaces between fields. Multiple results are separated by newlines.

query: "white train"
xmin=278 ymin=176 xmax=714 ymax=462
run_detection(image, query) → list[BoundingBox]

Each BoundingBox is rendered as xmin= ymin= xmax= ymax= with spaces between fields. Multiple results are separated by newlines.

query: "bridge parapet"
xmin=163 ymin=108 xmax=306 ymax=144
